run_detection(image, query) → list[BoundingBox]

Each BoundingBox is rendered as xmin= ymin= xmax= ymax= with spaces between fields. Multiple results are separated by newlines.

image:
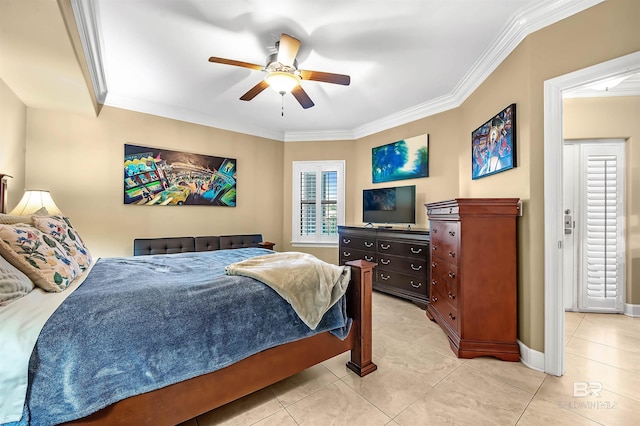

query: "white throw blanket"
xmin=226 ymin=252 xmax=351 ymax=330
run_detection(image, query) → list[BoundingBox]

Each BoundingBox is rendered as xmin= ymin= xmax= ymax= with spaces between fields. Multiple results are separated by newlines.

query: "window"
xmin=292 ymin=160 xmax=345 ymax=246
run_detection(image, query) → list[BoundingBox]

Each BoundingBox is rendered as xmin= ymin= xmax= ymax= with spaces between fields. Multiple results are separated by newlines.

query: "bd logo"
xmin=573 ymin=381 xmax=602 ymax=397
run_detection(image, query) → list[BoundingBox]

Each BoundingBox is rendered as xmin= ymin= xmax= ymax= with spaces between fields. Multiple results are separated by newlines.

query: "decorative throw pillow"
xmin=33 ymin=215 xmax=92 ymax=272
xmin=0 ymin=254 xmax=34 ymax=306
xmin=0 ymin=224 xmax=79 ymax=292
xmin=0 ymin=207 xmax=49 ymax=224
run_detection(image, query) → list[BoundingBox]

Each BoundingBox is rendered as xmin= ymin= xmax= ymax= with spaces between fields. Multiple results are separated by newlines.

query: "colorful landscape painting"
xmin=372 ymin=134 xmax=429 ymax=183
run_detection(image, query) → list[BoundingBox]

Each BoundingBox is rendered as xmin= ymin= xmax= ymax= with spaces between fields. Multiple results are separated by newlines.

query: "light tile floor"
xmin=180 ymin=292 xmax=639 ymax=425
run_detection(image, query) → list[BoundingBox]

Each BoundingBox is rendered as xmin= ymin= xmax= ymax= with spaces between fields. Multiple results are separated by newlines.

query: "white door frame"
xmin=543 ymin=50 xmax=640 ymax=376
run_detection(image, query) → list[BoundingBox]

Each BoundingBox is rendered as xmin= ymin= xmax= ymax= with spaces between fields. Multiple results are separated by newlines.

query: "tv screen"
xmin=363 ymin=185 xmax=416 ymax=225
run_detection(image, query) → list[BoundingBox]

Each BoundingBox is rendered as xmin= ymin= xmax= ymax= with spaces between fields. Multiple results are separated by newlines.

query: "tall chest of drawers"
xmin=425 ymin=198 xmax=520 ymax=361
xmin=338 ymin=226 xmax=430 ymax=306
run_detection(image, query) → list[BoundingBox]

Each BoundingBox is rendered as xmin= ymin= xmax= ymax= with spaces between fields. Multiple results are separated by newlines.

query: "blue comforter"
xmin=11 ymin=248 xmax=350 ymax=426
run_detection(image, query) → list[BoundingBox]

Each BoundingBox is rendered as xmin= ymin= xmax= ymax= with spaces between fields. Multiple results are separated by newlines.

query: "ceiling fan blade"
xmin=208 ymin=57 xmax=264 ymax=71
xmin=291 ymin=85 xmax=315 ymax=109
xmin=276 ymin=34 xmax=301 ymax=67
xmin=299 ymin=70 xmax=350 ymax=86
xmin=240 ymin=80 xmax=269 ymax=101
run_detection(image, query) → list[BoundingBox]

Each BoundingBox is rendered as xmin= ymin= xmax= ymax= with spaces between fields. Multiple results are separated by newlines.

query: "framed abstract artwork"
xmin=124 ymin=144 xmax=236 ymax=206
xmin=372 ymin=134 xmax=429 ymax=183
xmin=471 ymin=103 xmax=516 ymax=179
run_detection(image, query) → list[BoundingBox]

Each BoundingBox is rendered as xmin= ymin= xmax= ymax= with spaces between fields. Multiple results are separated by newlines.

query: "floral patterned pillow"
xmin=33 ymin=215 xmax=93 ymax=272
xmin=0 ymin=224 xmax=79 ymax=292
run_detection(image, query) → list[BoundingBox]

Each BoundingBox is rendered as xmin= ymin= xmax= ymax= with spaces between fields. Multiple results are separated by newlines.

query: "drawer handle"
xmin=433 ymin=245 xmax=438 ymax=251
xmin=411 ymin=281 xmax=422 ymax=288
xmin=448 ymin=251 xmax=455 ymax=258
xmin=410 ymin=264 xmax=422 ymax=271
xmin=431 ymin=296 xmax=438 ymax=303
xmin=342 ymin=238 xmax=351 ymax=244
xmin=364 ymin=241 xmax=374 ymax=248
xmin=448 ymin=230 xmax=456 ymax=237
xmin=380 ymin=259 xmax=390 ymax=265
xmin=410 ymin=247 xmax=422 ymax=254
xmin=448 ymin=292 xmax=456 ymax=300
xmin=380 ymin=274 xmax=390 ymax=281
xmin=432 ymin=228 xmax=438 ymax=234
xmin=448 ymin=313 xmax=456 ymax=320
xmin=448 ymin=271 xmax=455 ymax=279
xmin=343 ymin=251 xmax=351 ymax=257
xmin=432 ymin=262 xmax=437 ymax=268
xmin=380 ymin=244 xmax=390 ymax=250
xmin=431 ymin=279 xmax=437 ymax=286
xmin=364 ymin=255 xmax=374 ymax=262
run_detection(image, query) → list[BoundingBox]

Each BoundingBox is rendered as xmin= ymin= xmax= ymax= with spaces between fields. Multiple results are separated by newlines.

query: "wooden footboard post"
xmin=344 ymin=260 xmax=377 ymax=377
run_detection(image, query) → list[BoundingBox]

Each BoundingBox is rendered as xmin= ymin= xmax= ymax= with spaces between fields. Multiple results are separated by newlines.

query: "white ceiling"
xmin=68 ymin=0 xmax=610 ymax=141
xmin=5 ymin=0 xmax=630 ymax=142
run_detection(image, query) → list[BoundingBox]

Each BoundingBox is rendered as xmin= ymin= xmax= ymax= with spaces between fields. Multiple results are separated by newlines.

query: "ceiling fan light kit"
xmin=265 ymin=71 xmax=301 ymax=94
xmin=208 ymin=33 xmax=350 ymax=109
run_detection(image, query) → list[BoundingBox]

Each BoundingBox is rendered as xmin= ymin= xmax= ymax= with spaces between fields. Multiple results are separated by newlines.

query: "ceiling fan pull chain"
xmin=281 ymin=93 xmax=285 ymax=117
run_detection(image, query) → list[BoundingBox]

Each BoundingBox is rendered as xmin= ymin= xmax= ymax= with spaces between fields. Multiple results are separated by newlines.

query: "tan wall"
xmin=0 ymin=78 xmax=27 ymax=209
xmin=23 ymin=106 xmax=285 ymax=257
xmin=564 ymin=96 xmax=640 ymax=304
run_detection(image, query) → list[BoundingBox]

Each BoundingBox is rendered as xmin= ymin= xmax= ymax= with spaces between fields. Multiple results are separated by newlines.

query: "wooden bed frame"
xmin=0 ymin=173 xmax=11 ymax=214
xmin=66 ymin=259 xmax=376 ymax=425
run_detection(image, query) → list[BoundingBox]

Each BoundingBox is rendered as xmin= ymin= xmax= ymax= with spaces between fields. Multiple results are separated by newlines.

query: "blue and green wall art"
xmin=372 ymin=134 xmax=429 ymax=183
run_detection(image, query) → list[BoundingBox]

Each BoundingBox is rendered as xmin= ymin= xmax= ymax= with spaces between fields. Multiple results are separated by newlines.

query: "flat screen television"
xmin=363 ymin=185 xmax=416 ymax=226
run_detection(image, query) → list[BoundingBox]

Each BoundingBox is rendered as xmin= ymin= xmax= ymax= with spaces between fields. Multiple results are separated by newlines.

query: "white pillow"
xmin=0 ymin=254 xmax=34 ymax=306
xmin=0 ymin=207 xmax=49 ymax=224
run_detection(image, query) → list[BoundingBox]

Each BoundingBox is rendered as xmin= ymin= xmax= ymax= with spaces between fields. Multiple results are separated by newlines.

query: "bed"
xmin=0 ymin=209 xmax=376 ymax=425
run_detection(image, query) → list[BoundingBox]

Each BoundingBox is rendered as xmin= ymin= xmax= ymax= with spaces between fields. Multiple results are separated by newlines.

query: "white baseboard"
xmin=624 ymin=303 xmax=640 ymax=317
xmin=518 ymin=340 xmax=545 ymax=373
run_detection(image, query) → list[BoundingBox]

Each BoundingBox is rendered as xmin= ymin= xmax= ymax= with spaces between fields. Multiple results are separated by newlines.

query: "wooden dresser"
xmin=425 ymin=198 xmax=520 ymax=361
xmin=338 ymin=226 xmax=430 ymax=307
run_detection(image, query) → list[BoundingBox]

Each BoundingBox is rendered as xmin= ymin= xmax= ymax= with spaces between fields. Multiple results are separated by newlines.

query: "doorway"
xmin=563 ymin=140 xmax=625 ymax=313
xmin=544 ymin=50 xmax=640 ymax=376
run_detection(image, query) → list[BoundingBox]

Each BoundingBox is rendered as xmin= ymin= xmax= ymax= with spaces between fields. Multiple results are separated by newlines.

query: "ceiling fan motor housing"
xmin=265 ymin=53 xmax=299 ymax=75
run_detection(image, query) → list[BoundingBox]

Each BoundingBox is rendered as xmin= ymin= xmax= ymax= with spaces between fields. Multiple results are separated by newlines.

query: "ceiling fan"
xmin=208 ymin=33 xmax=350 ymax=109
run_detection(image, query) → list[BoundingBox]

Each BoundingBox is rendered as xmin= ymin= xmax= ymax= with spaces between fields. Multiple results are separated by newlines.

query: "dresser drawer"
xmin=377 ymin=254 xmax=427 ymax=275
xmin=377 ymin=239 xmax=428 ymax=259
xmin=339 ymin=235 xmax=376 ymax=251
xmin=429 ymin=269 xmax=458 ymax=309
xmin=377 ymin=269 xmax=428 ymax=298
xmin=430 ymin=258 xmax=458 ymax=283
xmin=430 ymin=222 xmax=460 ymax=261
xmin=339 ymin=248 xmax=375 ymax=264
xmin=430 ymin=287 xmax=459 ymax=332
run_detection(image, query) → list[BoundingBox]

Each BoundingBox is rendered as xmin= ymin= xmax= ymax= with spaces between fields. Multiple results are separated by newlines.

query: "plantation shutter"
xmin=300 ymin=172 xmax=317 ymax=236
xmin=579 ymin=143 xmax=625 ymax=312
xmin=292 ymin=161 xmax=344 ymax=245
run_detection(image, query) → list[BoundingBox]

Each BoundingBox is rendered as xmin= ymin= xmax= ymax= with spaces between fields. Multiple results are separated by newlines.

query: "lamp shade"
xmin=264 ymin=71 xmax=300 ymax=94
xmin=8 ymin=190 xmax=62 ymax=216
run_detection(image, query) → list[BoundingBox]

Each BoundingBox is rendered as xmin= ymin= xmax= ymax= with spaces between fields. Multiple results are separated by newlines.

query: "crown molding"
xmin=104 ymin=94 xmax=285 ymax=142
xmin=284 ymin=129 xmax=356 ymax=142
xmin=75 ymin=0 xmax=603 ymax=142
xmin=70 ymin=0 xmax=108 ymax=104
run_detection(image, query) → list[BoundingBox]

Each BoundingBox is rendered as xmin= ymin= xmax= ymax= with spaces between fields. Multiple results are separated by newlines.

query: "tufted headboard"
xmin=133 ymin=237 xmax=196 ymax=256
xmin=219 ymin=234 xmax=263 ymax=250
xmin=133 ymin=234 xmax=269 ymax=256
